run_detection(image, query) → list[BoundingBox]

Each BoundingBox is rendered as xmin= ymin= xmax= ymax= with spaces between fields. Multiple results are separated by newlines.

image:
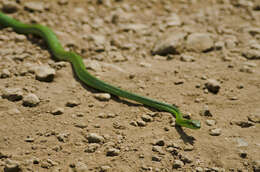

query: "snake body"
xmin=0 ymin=12 xmax=200 ymax=129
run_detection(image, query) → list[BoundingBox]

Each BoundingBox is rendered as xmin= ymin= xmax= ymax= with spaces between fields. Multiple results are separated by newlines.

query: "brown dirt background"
xmin=0 ymin=0 xmax=260 ymax=172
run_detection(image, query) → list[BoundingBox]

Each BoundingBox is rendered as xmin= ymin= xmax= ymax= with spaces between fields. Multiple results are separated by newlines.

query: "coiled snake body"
xmin=0 ymin=12 xmax=200 ymax=129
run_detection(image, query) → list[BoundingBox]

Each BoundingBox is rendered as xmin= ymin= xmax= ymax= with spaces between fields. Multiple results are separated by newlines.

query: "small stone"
xmin=2 ymin=1 xmax=19 ymax=13
xmin=247 ymin=27 xmax=260 ymax=36
xmin=180 ymin=54 xmax=195 ymax=62
xmin=2 ymin=88 xmax=23 ymax=101
xmin=129 ymin=121 xmax=138 ymax=127
xmin=84 ymin=143 xmax=100 ymax=153
xmin=205 ymin=79 xmax=221 ymax=94
xmin=22 ymin=93 xmax=40 ymax=107
xmin=195 ymin=167 xmax=204 ymax=172
xmin=139 ymin=62 xmax=152 ymax=68
xmin=106 ymin=148 xmax=120 ymax=156
xmin=236 ymin=138 xmax=248 ymax=147
xmin=240 ymin=65 xmax=254 ymax=73
xmin=235 ymin=121 xmax=254 ymax=128
xmin=253 ymin=160 xmax=260 ymax=172
xmin=242 ymin=49 xmax=260 ymax=59
xmin=136 ymin=119 xmax=146 ymax=127
xmin=179 ymin=153 xmax=193 ymax=163
xmin=24 ymin=2 xmax=45 ymax=12
xmin=100 ymin=165 xmax=111 ymax=172
xmin=165 ymin=13 xmax=182 ymax=27
xmin=4 ymin=161 xmax=21 ymax=172
xmin=94 ymin=93 xmax=111 ymax=101
xmin=84 ymin=59 xmax=102 ymax=72
xmin=35 ymin=66 xmax=56 ymax=82
xmin=186 ymin=33 xmax=214 ymax=52
xmin=174 ymin=79 xmax=185 ymax=85
xmin=66 ymin=100 xmax=80 ymax=107
xmin=239 ymin=150 xmax=247 ymax=158
xmin=58 ymin=0 xmax=68 ymax=5
xmin=74 ymin=122 xmax=88 ymax=129
xmin=152 ymin=32 xmax=186 ymax=56
xmin=57 ymin=133 xmax=70 ymax=142
xmin=141 ymin=114 xmax=153 ymax=122
xmin=154 ymin=139 xmax=165 ymax=146
xmin=183 ymin=144 xmax=194 ymax=151
xmin=86 ymin=133 xmax=104 ymax=143
xmin=14 ymin=35 xmax=26 ymax=42
xmin=206 ymin=119 xmax=216 ymax=126
xmin=51 ymin=107 xmax=64 ymax=115
xmin=0 ymin=69 xmax=11 ymax=78
xmin=209 ymin=128 xmax=222 ymax=136
xmin=152 ymin=146 xmax=165 ymax=155
xmin=200 ymin=105 xmax=213 ymax=117
xmin=73 ymin=162 xmax=88 ymax=172
xmin=25 ymin=137 xmax=34 ymax=142
xmin=248 ymin=111 xmax=260 ymax=123
xmin=172 ymin=160 xmax=184 ymax=169
xmin=152 ymin=155 xmax=161 ymax=162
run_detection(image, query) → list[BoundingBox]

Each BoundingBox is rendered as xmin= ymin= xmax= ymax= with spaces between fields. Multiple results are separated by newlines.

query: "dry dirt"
xmin=0 ymin=0 xmax=260 ymax=172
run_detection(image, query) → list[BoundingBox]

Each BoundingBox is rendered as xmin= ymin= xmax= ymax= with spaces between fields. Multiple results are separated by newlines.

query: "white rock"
xmin=35 ymin=65 xmax=56 ymax=82
xmin=23 ymin=93 xmax=40 ymax=107
xmin=2 ymin=88 xmax=23 ymax=101
xmin=186 ymin=33 xmax=214 ymax=52
xmin=94 ymin=93 xmax=111 ymax=101
xmin=209 ymin=128 xmax=222 ymax=136
xmin=24 ymin=2 xmax=45 ymax=12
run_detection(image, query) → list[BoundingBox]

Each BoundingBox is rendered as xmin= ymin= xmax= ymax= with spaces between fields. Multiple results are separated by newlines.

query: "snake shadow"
xmin=14 ymin=33 xmax=195 ymax=144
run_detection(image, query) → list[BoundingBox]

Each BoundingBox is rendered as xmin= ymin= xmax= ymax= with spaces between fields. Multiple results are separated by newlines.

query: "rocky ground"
xmin=0 ymin=0 xmax=260 ymax=172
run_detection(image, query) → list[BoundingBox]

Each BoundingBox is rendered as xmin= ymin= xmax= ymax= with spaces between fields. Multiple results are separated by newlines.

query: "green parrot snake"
xmin=0 ymin=12 xmax=200 ymax=129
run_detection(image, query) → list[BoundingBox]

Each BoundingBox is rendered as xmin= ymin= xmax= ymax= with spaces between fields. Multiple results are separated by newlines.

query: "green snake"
xmin=0 ymin=12 xmax=200 ymax=129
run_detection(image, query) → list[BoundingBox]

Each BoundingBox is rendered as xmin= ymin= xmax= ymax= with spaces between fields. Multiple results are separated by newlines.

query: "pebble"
xmin=24 ymin=2 xmax=45 ymax=12
xmin=152 ymin=146 xmax=165 ymax=155
xmin=247 ymin=27 xmax=260 ymax=36
xmin=86 ymin=133 xmax=104 ymax=143
xmin=35 ymin=66 xmax=56 ymax=82
xmin=153 ymin=139 xmax=165 ymax=146
xmin=22 ymin=93 xmax=40 ymax=107
xmin=141 ymin=114 xmax=153 ymax=122
xmin=172 ymin=160 xmax=184 ymax=169
xmin=25 ymin=137 xmax=34 ymax=142
xmin=165 ymin=13 xmax=182 ymax=27
xmin=200 ymin=105 xmax=213 ymax=117
xmin=186 ymin=33 xmax=214 ymax=52
xmin=106 ymin=148 xmax=120 ymax=156
xmin=195 ymin=167 xmax=204 ymax=172
xmin=209 ymin=128 xmax=222 ymax=136
xmin=73 ymin=162 xmax=88 ymax=172
xmin=66 ymin=100 xmax=80 ymax=107
xmin=253 ymin=160 xmax=260 ymax=172
xmin=57 ymin=133 xmax=70 ymax=142
xmin=242 ymin=49 xmax=260 ymax=59
xmin=4 ymin=160 xmax=21 ymax=172
xmin=2 ymin=1 xmax=19 ymax=13
xmin=180 ymin=54 xmax=195 ymax=62
xmin=236 ymin=138 xmax=248 ymax=147
xmin=84 ymin=143 xmax=100 ymax=153
xmin=14 ymin=34 xmax=27 ymax=42
xmin=74 ymin=122 xmax=88 ymax=129
xmin=205 ymin=79 xmax=221 ymax=94
xmin=84 ymin=59 xmax=102 ymax=72
xmin=0 ymin=69 xmax=11 ymax=78
xmin=206 ymin=119 xmax=216 ymax=126
xmin=179 ymin=152 xmax=193 ymax=163
xmin=235 ymin=121 xmax=254 ymax=128
xmin=151 ymin=155 xmax=161 ymax=162
xmin=136 ymin=119 xmax=146 ymax=127
xmin=100 ymin=165 xmax=111 ymax=172
xmin=238 ymin=150 xmax=247 ymax=158
xmin=152 ymin=32 xmax=186 ymax=56
xmin=94 ymin=93 xmax=111 ymax=101
xmin=2 ymin=88 xmax=23 ymax=101
xmin=248 ymin=111 xmax=260 ymax=123
xmin=183 ymin=144 xmax=194 ymax=151
xmin=51 ymin=107 xmax=64 ymax=115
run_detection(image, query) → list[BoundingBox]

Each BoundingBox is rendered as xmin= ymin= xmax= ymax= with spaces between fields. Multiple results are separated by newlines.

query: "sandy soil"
xmin=0 ymin=0 xmax=260 ymax=172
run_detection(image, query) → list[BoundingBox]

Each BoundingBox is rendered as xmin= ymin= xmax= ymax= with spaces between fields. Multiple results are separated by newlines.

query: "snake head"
xmin=178 ymin=119 xmax=201 ymax=129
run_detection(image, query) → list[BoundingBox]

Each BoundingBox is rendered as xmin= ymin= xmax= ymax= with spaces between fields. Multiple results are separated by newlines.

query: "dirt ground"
xmin=0 ymin=0 xmax=260 ymax=172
